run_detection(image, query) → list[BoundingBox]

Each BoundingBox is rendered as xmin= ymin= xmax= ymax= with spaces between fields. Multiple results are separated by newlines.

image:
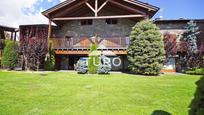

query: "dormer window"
xmin=106 ymin=19 xmax=118 ymax=25
xmin=81 ymin=19 xmax=93 ymax=25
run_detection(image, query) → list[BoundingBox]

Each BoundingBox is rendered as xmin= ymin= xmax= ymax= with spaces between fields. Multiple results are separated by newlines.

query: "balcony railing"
xmin=51 ymin=37 xmax=204 ymax=53
xmin=52 ymin=37 xmax=130 ymax=50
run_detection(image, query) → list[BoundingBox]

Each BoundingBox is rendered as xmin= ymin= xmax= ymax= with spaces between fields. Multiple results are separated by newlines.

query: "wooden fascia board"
xmin=109 ymin=0 xmax=146 ymax=15
xmin=52 ymin=15 xmax=145 ymax=21
xmin=123 ymin=0 xmax=159 ymax=11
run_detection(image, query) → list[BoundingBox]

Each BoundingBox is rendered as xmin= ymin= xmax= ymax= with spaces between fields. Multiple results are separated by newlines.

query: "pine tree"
xmin=182 ymin=20 xmax=200 ymax=68
xmin=127 ymin=20 xmax=165 ymax=75
xmin=183 ymin=20 xmax=199 ymax=53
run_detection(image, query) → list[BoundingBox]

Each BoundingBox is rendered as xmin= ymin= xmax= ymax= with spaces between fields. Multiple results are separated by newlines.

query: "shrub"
xmin=97 ymin=56 xmax=111 ymax=74
xmin=97 ymin=65 xmax=111 ymax=74
xmin=185 ymin=68 xmax=204 ymax=75
xmin=88 ymin=44 xmax=99 ymax=74
xmin=44 ymin=42 xmax=55 ymax=71
xmin=44 ymin=52 xmax=55 ymax=71
xmin=127 ymin=20 xmax=165 ymax=75
xmin=75 ymin=59 xmax=88 ymax=74
xmin=189 ymin=76 xmax=204 ymax=115
xmin=1 ymin=40 xmax=19 ymax=70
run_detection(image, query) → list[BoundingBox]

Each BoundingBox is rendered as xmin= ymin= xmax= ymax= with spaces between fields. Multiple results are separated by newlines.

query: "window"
xmin=81 ymin=19 xmax=93 ymax=25
xmin=106 ymin=19 xmax=118 ymax=25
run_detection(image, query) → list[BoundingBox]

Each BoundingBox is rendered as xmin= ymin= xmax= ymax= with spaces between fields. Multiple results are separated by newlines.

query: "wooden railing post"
xmin=47 ymin=19 xmax=52 ymax=49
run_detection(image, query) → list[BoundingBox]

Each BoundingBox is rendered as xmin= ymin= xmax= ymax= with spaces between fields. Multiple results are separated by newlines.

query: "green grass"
xmin=0 ymin=71 xmax=201 ymax=115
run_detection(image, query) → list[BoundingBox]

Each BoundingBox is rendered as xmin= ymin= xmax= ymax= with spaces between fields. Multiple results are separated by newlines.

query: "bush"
xmin=97 ymin=65 xmax=111 ymax=74
xmin=97 ymin=56 xmax=111 ymax=74
xmin=189 ymin=76 xmax=204 ymax=115
xmin=44 ymin=42 xmax=55 ymax=71
xmin=75 ymin=59 xmax=88 ymax=74
xmin=1 ymin=40 xmax=19 ymax=70
xmin=185 ymin=68 xmax=204 ymax=75
xmin=88 ymin=44 xmax=99 ymax=74
xmin=127 ymin=20 xmax=165 ymax=75
xmin=44 ymin=52 xmax=55 ymax=71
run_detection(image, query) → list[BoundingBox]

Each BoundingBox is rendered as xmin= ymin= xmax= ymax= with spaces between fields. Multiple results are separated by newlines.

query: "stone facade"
xmin=53 ymin=18 xmax=137 ymax=38
xmin=53 ymin=10 xmax=138 ymax=38
xmin=155 ymin=20 xmax=204 ymax=42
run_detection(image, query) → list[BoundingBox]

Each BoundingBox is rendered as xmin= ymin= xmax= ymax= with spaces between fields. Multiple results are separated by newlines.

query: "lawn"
xmin=0 ymin=71 xmax=201 ymax=115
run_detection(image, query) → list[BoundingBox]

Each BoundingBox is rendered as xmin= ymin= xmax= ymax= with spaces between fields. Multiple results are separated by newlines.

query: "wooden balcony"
xmin=51 ymin=37 xmax=130 ymax=50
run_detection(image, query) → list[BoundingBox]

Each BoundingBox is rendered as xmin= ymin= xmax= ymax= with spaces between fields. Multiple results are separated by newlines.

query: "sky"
xmin=144 ymin=0 xmax=204 ymax=19
xmin=0 ymin=0 xmax=203 ymax=27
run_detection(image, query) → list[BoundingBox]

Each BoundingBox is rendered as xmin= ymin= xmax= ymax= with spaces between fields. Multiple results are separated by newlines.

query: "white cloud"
xmin=47 ymin=0 xmax=53 ymax=2
xmin=0 ymin=0 xmax=50 ymax=28
xmin=159 ymin=8 xmax=164 ymax=19
xmin=60 ymin=0 xmax=66 ymax=3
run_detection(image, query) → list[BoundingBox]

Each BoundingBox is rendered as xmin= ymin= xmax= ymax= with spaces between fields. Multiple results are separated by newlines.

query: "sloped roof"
xmin=154 ymin=19 xmax=204 ymax=23
xmin=42 ymin=0 xmax=75 ymax=17
xmin=0 ymin=25 xmax=18 ymax=32
xmin=42 ymin=0 xmax=159 ymax=18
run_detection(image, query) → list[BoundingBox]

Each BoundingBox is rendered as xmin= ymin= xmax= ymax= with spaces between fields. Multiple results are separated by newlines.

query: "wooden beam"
xmin=53 ymin=15 xmax=144 ymax=21
xmin=55 ymin=50 xmax=89 ymax=55
xmin=85 ymin=2 xmax=96 ymax=14
xmin=112 ymin=50 xmax=127 ymax=55
xmin=109 ymin=0 xmax=146 ymax=15
xmin=97 ymin=0 xmax=109 ymax=12
xmin=55 ymin=50 xmax=127 ymax=55
xmin=48 ymin=19 xmax=52 ymax=44
xmin=95 ymin=0 xmax=98 ymax=16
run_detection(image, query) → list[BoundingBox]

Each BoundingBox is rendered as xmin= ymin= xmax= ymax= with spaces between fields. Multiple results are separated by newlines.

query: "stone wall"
xmin=155 ymin=20 xmax=204 ymax=43
xmin=53 ymin=10 xmax=138 ymax=38
xmin=54 ymin=19 xmax=137 ymax=38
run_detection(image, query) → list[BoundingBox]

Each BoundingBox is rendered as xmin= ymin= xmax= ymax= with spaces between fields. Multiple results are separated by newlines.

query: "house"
xmin=41 ymin=0 xmax=159 ymax=71
xmin=155 ymin=19 xmax=204 ymax=72
xmin=19 ymin=0 xmax=204 ymax=72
